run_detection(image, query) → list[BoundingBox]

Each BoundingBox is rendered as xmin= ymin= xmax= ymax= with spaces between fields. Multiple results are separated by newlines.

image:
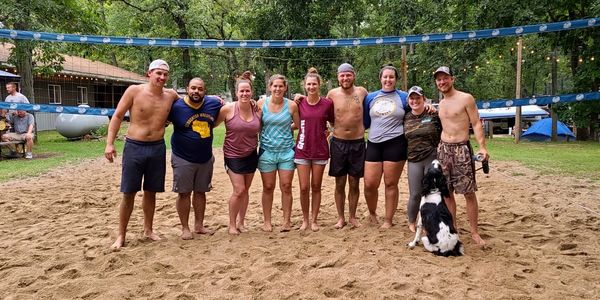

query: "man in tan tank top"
xmin=326 ymin=63 xmax=368 ymax=229
xmin=435 ymin=66 xmax=489 ymax=246
xmin=105 ymin=59 xmax=179 ymax=249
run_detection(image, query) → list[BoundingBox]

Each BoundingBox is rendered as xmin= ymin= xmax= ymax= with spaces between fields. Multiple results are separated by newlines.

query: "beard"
xmin=340 ymin=80 xmax=354 ymax=90
xmin=189 ymin=93 xmax=204 ymax=103
xmin=437 ymin=84 xmax=452 ymax=94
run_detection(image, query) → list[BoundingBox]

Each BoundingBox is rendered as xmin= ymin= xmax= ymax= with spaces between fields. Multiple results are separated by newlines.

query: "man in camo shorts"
xmin=435 ymin=66 xmax=489 ymax=246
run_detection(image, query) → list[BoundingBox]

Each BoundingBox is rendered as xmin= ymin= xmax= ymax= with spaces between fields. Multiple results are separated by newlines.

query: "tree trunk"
xmin=13 ymin=40 xmax=35 ymax=103
xmin=576 ymin=127 xmax=589 ymax=141
xmin=225 ymin=48 xmax=239 ymax=101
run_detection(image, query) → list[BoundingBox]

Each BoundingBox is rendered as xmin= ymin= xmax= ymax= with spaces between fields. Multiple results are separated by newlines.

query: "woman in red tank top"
xmin=294 ymin=68 xmax=334 ymax=231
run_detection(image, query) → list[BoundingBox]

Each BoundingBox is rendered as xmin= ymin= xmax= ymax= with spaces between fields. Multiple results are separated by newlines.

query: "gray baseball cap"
xmin=433 ymin=66 xmax=453 ymax=78
xmin=337 ymin=63 xmax=355 ymax=74
xmin=407 ymin=86 xmax=424 ymax=96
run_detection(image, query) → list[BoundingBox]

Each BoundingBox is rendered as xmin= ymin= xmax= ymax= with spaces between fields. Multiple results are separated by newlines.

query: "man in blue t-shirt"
xmin=168 ymin=77 xmax=222 ymax=239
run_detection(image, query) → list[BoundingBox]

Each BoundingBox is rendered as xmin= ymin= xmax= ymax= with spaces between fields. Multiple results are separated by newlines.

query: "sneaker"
xmin=25 ymin=152 xmax=33 ymax=159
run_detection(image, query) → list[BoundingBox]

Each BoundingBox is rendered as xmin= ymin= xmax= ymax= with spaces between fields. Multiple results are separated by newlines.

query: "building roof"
xmin=478 ymin=105 xmax=549 ymax=120
xmin=0 ymin=69 xmax=19 ymax=78
xmin=0 ymin=43 xmax=146 ymax=84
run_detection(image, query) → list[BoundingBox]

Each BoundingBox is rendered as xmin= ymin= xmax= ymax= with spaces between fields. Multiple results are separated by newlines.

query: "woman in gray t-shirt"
xmin=363 ymin=65 xmax=409 ymax=228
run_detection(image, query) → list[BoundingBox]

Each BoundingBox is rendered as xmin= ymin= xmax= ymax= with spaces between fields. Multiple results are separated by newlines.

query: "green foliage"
xmin=91 ymin=124 xmax=109 ymax=137
xmin=2 ymin=0 xmax=600 ymax=137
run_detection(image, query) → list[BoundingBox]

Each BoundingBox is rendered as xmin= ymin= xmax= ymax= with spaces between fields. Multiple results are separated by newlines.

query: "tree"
xmin=0 ymin=0 xmax=100 ymax=102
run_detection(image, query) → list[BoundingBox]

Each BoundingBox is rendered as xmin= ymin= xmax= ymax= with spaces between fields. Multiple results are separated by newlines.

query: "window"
xmin=48 ymin=84 xmax=62 ymax=104
xmin=77 ymin=86 xmax=88 ymax=104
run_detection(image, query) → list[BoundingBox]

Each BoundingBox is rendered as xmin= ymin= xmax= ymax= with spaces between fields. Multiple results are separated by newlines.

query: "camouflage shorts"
xmin=437 ymin=141 xmax=477 ymax=194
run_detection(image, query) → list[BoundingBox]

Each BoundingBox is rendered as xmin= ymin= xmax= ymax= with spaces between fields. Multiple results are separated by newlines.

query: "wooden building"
xmin=0 ymin=43 xmax=146 ymax=130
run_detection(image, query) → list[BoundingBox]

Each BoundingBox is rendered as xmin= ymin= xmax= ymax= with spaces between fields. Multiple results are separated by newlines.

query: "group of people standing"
xmin=105 ymin=59 xmax=489 ymax=250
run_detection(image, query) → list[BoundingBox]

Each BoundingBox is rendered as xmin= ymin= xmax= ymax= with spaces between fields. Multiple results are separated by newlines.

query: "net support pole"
xmin=401 ymin=46 xmax=408 ymax=91
xmin=515 ymin=37 xmax=523 ymax=143
xmin=551 ymin=48 xmax=558 ymax=141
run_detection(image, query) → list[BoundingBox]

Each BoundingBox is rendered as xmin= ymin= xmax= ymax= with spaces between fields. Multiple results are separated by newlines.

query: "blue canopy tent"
xmin=522 ymin=118 xmax=576 ymax=142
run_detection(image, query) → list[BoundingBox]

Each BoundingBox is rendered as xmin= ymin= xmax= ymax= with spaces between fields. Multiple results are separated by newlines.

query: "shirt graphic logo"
xmin=372 ymin=97 xmax=396 ymax=117
xmin=192 ymin=120 xmax=210 ymax=138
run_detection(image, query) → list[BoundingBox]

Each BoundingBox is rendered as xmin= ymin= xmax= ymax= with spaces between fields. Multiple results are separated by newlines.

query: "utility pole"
xmin=515 ymin=37 xmax=523 ymax=143
xmin=551 ymin=48 xmax=558 ymax=141
xmin=401 ymin=46 xmax=408 ymax=91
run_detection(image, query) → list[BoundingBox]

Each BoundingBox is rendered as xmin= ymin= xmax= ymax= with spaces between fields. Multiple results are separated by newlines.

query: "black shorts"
xmin=224 ymin=150 xmax=259 ymax=174
xmin=328 ymin=137 xmax=366 ymax=178
xmin=120 ymin=138 xmax=166 ymax=193
xmin=366 ymin=134 xmax=408 ymax=162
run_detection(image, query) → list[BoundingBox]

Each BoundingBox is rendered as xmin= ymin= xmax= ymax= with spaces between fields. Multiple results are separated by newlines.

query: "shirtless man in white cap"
xmin=326 ymin=63 xmax=368 ymax=229
xmin=105 ymin=59 xmax=179 ymax=249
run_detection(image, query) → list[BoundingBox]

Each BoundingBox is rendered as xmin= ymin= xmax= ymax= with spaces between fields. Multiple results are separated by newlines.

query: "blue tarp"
xmin=522 ymin=118 xmax=576 ymax=142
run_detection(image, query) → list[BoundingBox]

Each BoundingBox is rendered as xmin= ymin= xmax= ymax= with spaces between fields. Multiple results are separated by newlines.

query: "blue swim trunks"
xmin=120 ymin=138 xmax=166 ymax=193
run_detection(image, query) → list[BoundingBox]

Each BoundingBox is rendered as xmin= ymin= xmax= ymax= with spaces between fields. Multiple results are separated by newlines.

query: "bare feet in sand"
xmin=181 ymin=228 xmax=193 ymax=240
xmin=144 ymin=230 xmax=162 ymax=241
xmin=334 ymin=219 xmax=346 ymax=229
xmin=380 ymin=221 xmax=393 ymax=229
xmin=310 ymin=222 xmax=320 ymax=232
xmin=236 ymin=223 xmax=248 ymax=233
xmin=110 ymin=236 xmax=125 ymax=250
xmin=262 ymin=223 xmax=273 ymax=232
xmin=194 ymin=225 xmax=213 ymax=235
xmin=299 ymin=221 xmax=309 ymax=231
xmin=369 ymin=214 xmax=379 ymax=225
xmin=228 ymin=227 xmax=240 ymax=235
xmin=348 ymin=218 xmax=360 ymax=228
xmin=280 ymin=223 xmax=292 ymax=232
xmin=472 ymin=233 xmax=486 ymax=246
xmin=408 ymin=223 xmax=416 ymax=233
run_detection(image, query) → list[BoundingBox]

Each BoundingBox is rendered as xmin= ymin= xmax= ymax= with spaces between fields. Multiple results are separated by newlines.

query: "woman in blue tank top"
xmin=257 ymin=74 xmax=300 ymax=232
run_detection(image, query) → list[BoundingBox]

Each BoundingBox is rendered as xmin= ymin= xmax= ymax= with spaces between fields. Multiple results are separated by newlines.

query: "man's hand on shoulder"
xmin=164 ymin=88 xmax=179 ymax=101
xmin=293 ymin=93 xmax=304 ymax=105
xmin=212 ymin=95 xmax=225 ymax=106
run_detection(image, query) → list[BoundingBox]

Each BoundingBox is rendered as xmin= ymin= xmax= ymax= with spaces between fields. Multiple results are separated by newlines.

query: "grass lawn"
xmin=474 ymin=137 xmax=600 ymax=181
xmin=1 ymin=127 xmax=598 ymax=182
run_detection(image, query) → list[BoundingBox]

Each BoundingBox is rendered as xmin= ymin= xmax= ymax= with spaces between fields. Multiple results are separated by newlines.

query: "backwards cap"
xmin=337 ymin=63 xmax=355 ymax=74
xmin=148 ymin=59 xmax=170 ymax=72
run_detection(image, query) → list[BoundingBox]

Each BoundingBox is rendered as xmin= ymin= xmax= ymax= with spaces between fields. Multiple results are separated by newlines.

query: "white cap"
xmin=148 ymin=59 xmax=169 ymax=72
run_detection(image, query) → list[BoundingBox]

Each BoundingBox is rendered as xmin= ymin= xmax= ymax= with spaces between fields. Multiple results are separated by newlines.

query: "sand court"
xmin=0 ymin=150 xmax=599 ymax=298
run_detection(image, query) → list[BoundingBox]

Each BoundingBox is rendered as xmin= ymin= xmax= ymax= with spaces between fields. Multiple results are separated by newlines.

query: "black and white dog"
xmin=408 ymin=159 xmax=464 ymax=256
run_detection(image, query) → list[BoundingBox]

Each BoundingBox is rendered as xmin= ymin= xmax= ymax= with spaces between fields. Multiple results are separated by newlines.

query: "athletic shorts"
xmin=258 ymin=148 xmax=295 ymax=173
xmin=328 ymin=137 xmax=365 ymax=178
xmin=294 ymin=158 xmax=328 ymax=166
xmin=120 ymin=138 xmax=166 ymax=193
xmin=437 ymin=140 xmax=477 ymax=194
xmin=2 ymin=132 xmax=34 ymax=141
xmin=171 ymin=153 xmax=214 ymax=193
xmin=366 ymin=134 xmax=408 ymax=162
xmin=224 ymin=151 xmax=259 ymax=174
